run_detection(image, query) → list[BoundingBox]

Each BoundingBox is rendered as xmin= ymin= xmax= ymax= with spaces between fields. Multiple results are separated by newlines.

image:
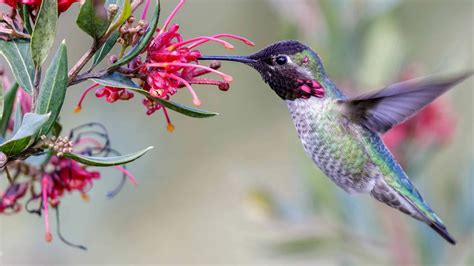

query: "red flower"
xmin=0 ymin=0 xmax=78 ymax=12
xmin=76 ymin=0 xmax=253 ymax=131
xmin=0 ymin=183 xmax=28 ymax=214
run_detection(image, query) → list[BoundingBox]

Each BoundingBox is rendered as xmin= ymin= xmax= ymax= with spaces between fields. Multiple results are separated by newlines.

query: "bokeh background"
xmin=1 ymin=0 xmax=473 ymax=265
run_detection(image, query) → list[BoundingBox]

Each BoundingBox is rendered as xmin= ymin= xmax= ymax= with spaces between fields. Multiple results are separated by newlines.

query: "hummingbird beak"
xmin=198 ymin=55 xmax=256 ymax=64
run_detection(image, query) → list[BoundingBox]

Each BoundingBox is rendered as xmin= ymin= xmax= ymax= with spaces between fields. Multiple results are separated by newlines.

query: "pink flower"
xmin=76 ymin=0 xmax=253 ymax=131
xmin=0 ymin=0 xmax=78 ymax=12
xmin=0 ymin=183 xmax=28 ymax=214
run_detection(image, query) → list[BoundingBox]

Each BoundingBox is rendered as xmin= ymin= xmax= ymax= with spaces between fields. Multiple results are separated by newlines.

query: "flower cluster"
xmin=0 ymin=123 xmax=136 ymax=249
xmin=76 ymin=0 xmax=253 ymax=131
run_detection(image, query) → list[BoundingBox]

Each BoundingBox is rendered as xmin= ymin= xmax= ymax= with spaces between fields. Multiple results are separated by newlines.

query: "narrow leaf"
xmin=109 ymin=0 xmax=160 ymax=69
xmin=30 ymin=0 xmax=58 ymax=67
xmin=77 ymin=0 xmax=110 ymax=39
xmin=131 ymin=89 xmax=219 ymax=118
xmin=13 ymin=100 xmax=22 ymax=135
xmin=0 ymin=40 xmax=34 ymax=94
xmin=0 ymin=112 xmax=50 ymax=156
xmin=35 ymin=41 xmax=68 ymax=136
xmin=64 ymin=146 xmax=153 ymax=166
xmin=0 ymin=83 xmax=19 ymax=137
xmin=92 ymin=73 xmax=218 ymax=118
xmin=91 ymin=72 xmax=140 ymax=89
xmin=92 ymin=30 xmax=120 ymax=67
xmin=107 ymin=0 xmax=131 ymax=32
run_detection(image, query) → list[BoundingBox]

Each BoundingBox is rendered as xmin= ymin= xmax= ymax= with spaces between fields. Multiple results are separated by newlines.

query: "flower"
xmin=76 ymin=0 xmax=253 ymax=131
xmin=0 ymin=183 xmax=28 ymax=213
xmin=0 ymin=0 xmax=78 ymax=12
xmin=0 ymin=123 xmax=137 ymax=248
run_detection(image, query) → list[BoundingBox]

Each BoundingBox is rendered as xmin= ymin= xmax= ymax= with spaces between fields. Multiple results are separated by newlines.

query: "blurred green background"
xmin=1 ymin=0 xmax=473 ymax=265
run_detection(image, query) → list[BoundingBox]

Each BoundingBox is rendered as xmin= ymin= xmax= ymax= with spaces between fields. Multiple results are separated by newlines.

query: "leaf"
xmin=91 ymin=73 xmax=218 ymax=118
xmin=30 ymin=0 xmax=58 ymax=67
xmin=131 ymin=89 xmax=219 ymax=118
xmin=91 ymin=72 xmax=140 ymax=89
xmin=64 ymin=146 xmax=153 ymax=166
xmin=0 ymin=40 xmax=35 ymax=94
xmin=107 ymin=0 xmax=131 ymax=32
xmin=0 ymin=83 xmax=19 ymax=137
xmin=77 ymin=0 xmax=109 ymax=39
xmin=0 ymin=113 xmax=50 ymax=156
xmin=13 ymin=101 xmax=22 ymax=135
xmin=34 ymin=41 xmax=68 ymax=136
xmin=92 ymin=30 xmax=120 ymax=67
xmin=109 ymin=0 xmax=160 ymax=69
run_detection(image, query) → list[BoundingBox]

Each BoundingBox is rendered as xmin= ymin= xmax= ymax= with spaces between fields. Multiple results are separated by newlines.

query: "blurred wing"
xmin=341 ymin=72 xmax=472 ymax=133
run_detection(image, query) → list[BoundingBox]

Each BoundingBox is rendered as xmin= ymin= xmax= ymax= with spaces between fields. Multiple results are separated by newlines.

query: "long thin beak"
xmin=199 ymin=55 xmax=256 ymax=64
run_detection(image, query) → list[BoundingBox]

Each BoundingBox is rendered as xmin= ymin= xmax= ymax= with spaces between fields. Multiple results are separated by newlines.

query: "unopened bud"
xmin=108 ymin=4 xmax=118 ymax=14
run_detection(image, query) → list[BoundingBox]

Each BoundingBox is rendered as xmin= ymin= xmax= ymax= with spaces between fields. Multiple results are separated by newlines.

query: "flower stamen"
xmin=113 ymin=166 xmax=137 ymax=186
xmin=41 ymin=176 xmax=52 ymax=243
xmin=167 ymin=73 xmax=201 ymax=106
xmin=188 ymin=33 xmax=255 ymax=49
xmin=75 ymin=83 xmax=100 ymax=113
xmin=147 ymin=63 xmax=233 ymax=82
xmin=160 ymin=0 xmax=187 ymax=34
xmin=169 ymin=36 xmax=234 ymax=50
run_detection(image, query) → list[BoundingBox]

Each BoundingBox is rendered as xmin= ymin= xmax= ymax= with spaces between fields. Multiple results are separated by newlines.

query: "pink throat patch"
xmin=296 ymin=79 xmax=325 ymax=98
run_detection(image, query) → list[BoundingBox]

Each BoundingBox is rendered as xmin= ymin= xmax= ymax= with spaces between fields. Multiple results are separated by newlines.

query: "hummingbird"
xmin=200 ymin=40 xmax=472 ymax=245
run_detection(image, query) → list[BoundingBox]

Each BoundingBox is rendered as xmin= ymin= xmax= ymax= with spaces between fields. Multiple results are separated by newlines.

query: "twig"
xmin=5 ymin=166 xmax=13 ymax=185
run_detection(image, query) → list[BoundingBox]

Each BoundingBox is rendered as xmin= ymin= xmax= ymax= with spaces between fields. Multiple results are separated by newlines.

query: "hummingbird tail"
xmin=371 ymin=178 xmax=456 ymax=245
xmin=429 ymin=221 xmax=456 ymax=245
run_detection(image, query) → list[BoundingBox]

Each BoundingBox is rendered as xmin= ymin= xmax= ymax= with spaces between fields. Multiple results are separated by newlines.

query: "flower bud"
xmin=108 ymin=4 xmax=118 ymax=14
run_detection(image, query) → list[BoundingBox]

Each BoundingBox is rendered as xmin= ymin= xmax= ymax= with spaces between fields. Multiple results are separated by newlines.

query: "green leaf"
xmin=64 ymin=146 xmax=153 ymax=166
xmin=107 ymin=0 xmax=131 ymax=32
xmin=92 ymin=30 xmax=120 ymax=67
xmin=21 ymin=4 xmax=33 ymax=34
xmin=0 ymin=112 xmax=50 ymax=156
xmin=109 ymin=0 xmax=160 ymax=69
xmin=34 ymin=41 xmax=68 ymax=136
xmin=92 ymin=73 xmax=218 ymax=118
xmin=91 ymin=72 xmax=140 ymax=89
xmin=0 ymin=83 xmax=19 ymax=137
xmin=13 ymin=101 xmax=22 ymax=135
xmin=77 ymin=0 xmax=109 ymax=39
xmin=30 ymin=0 xmax=58 ymax=67
xmin=131 ymin=89 xmax=218 ymax=118
xmin=0 ymin=40 xmax=34 ymax=94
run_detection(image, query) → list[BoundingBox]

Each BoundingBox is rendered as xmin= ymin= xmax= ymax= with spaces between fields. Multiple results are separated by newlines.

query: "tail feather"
xmin=430 ymin=221 xmax=456 ymax=245
xmin=371 ymin=178 xmax=456 ymax=245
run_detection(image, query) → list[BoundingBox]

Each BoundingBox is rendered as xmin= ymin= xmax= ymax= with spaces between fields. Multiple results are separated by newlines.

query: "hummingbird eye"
xmin=275 ymin=55 xmax=288 ymax=65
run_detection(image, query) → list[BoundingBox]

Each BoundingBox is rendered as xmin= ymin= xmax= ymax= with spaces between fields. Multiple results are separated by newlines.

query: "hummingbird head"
xmin=200 ymin=40 xmax=326 ymax=100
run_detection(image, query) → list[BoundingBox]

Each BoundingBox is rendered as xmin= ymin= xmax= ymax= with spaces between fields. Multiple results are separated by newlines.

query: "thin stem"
xmin=67 ymin=44 xmax=98 ymax=84
xmin=5 ymin=166 xmax=13 ymax=185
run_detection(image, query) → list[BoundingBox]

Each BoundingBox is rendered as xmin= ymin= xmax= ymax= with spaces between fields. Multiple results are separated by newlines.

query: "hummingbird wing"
xmin=341 ymin=72 xmax=472 ymax=133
